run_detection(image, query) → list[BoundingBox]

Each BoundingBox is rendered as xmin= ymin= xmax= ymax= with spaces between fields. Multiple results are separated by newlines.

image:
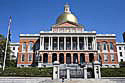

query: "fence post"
xmin=53 ymin=61 xmax=60 ymax=80
xmin=84 ymin=65 xmax=87 ymax=79
xmin=67 ymin=67 xmax=70 ymax=80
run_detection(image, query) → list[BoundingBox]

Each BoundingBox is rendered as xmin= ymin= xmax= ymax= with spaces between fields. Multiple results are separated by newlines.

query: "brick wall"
xmin=96 ymin=39 xmax=118 ymax=64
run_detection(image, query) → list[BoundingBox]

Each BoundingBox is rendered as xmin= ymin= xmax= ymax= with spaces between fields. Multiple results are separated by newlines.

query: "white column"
xmin=49 ymin=37 xmax=50 ymax=50
xmin=98 ymin=65 xmax=101 ymax=79
xmin=42 ymin=37 xmax=44 ymax=50
xmin=77 ymin=36 xmax=79 ymax=50
xmin=85 ymin=37 xmax=87 ymax=50
xmin=93 ymin=37 xmax=95 ymax=50
xmin=94 ymin=37 xmax=97 ymax=50
xmin=86 ymin=37 xmax=88 ymax=50
xmin=40 ymin=37 xmax=42 ymax=50
xmin=84 ymin=65 xmax=87 ymax=79
xmin=58 ymin=36 xmax=59 ymax=50
xmin=64 ymin=37 xmax=66 ymax=50
xmin=84 ymin=37 xmax=86 ymax=50
xmin=51 ymin=37 xmax=53 ymax=50
xmin=92 ymin=37 xmax=94 ymax=50
xmin=71 ymin=37 xmax=72 ymax=50
xmin=67 ymin=67 xmax=70 ymax=80
xmin=53 ymin=65 xmax=60 ymax=79
xmin=94 ymin=65 xmax=101 ymax=79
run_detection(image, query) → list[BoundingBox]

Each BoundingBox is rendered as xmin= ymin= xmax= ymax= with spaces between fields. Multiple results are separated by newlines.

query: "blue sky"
xmin=0 ymin=0 xmax=125 ymax=42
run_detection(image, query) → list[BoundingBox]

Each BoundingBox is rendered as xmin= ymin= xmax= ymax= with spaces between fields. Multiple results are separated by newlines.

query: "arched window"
xmin=22 ymin=42 xmax=26 ymax=51
xmin=29 ymin=54 xmax=32 ymax=61
xmin=110 ymin=42 xmax=114 ymax=50
xmin=89 ymin=53 xmax=94 ymax=62
xmin=66 ymin=53 xmax=71 ymax=64
xmin=80 ymin=53 xmax=85 ymax=64
xmin=29 ymin=42 xmax=33 ymax=51
xmin=59 ymin=53 xmax=64 ymax=64
xmin=52 ymin=53 xmax=57 ymax=63
xmin=22 ymin=54 xmax=25 ymax=61
xmin=43 ymin=53 xmax=48 ymax=63
xmin=73 ymin=53 xmax=78 ymax=64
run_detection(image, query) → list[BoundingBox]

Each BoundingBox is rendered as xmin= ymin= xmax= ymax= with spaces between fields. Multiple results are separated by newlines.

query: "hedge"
xmin=1 ymin=67 xmax=125 ymax=77
xmin=0 ymin=67 xmax=53 ymax=77
xmin=101 ymin=67 xmax=125 ymax=77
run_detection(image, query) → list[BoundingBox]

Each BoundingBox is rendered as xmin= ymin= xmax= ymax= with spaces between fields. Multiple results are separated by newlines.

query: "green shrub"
xmin=0 ymin=67 xmax=53 ymax=77
xmin=101 ymin=67 xmax=125 ymax=77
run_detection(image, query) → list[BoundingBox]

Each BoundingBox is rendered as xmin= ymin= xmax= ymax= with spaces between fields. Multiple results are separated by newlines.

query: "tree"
xmin=0 ymin=34 xmax=12 ymax=67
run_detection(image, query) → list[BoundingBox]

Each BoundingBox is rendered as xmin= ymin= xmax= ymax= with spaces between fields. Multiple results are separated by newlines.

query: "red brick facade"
xmin=96 ymin=39 xmax=118 ymax=64
xmin=18 ymin=38 xmax=38 ymax=65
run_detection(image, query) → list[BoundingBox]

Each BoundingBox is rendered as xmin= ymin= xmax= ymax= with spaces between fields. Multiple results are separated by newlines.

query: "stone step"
xmin=39 ymin=79 xmax=118 ymax=83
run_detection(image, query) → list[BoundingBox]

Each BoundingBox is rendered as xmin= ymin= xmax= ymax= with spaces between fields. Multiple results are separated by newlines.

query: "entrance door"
xmin=70 ymin=68 xmax=84 ymax=78
xmin=59 ymin=69 xmax=67 ymax=79
xmin=87 ymin=68 xmax=94 ymax=78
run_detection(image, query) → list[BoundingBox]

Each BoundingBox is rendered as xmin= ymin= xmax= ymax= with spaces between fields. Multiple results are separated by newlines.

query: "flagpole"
xmin=3 ymin=16 xmax=12 ymax=71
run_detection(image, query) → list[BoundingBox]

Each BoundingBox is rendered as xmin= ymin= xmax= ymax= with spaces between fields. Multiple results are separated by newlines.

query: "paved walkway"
xmin=0 ymin=77 xmax=125 ymax=83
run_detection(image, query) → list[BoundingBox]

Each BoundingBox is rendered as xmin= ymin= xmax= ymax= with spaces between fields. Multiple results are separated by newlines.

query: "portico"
xmin=40 ymin=33 xmax=97 ymax=51
xmin=38 ymin=31 xmax=98 ymax=65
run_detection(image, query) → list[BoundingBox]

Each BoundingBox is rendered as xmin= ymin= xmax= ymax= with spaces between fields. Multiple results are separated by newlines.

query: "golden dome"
xmin=56 ymin=13 xmax=78 ymax=24
xmin=56 ymin=4 xmax=78 ymax=24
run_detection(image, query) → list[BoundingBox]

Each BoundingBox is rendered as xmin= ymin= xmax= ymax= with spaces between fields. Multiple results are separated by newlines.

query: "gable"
xmin=54 ymin=22 xmax=78 ymax=27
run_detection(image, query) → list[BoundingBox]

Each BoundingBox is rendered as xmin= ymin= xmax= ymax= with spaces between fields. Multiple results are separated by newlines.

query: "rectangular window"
xmin=110 ymin=42 xmax=114 ymax=50
xmin=73 ymin=38 xmax=77 ymax=50
xmin=98 ymin=54 xmax=101 ymax=62
xmin=111 ymin=54 xmax=114 ymax=61
xmin=29 ymin=42 xmax=33 ymax=51
xmin=22 ymin=42 xmax=26 ymax=51
xmin=22 ymin=54 xmax=25 ymax=62
xmin=97 ymin=42 xmax=100 ymax=50
xmin=35 ymin=43 xmax=40 ymax=50
xmin=59 ymin=38 xmax=64 ymax=50
xmin=119 ymin=47 xmax=121 ymax=50
xmin=103 ymin=42 xmax=107 ymax=50
xmin=120 ymin=52 xmax=122 ymax=57
xmin=104 ymin=54 xmax=108 ymax=62
xmin=29 ymin=54 xmax=32 ymax=61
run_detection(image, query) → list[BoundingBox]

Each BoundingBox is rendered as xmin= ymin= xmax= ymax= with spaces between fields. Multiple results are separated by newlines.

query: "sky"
xmin=0 ymin=0 xmax=125 ymax=42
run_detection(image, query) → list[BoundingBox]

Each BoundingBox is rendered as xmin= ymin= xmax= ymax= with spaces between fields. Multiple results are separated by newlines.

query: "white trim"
xmin=20 ymin=34 xmax=40 ymax=36
xmin=96 ymin=34 xmax=116 ymax=36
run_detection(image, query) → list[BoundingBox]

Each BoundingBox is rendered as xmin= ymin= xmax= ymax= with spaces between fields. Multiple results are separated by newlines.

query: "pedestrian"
xmin=62 ymin=77 xmax=64 ymax=83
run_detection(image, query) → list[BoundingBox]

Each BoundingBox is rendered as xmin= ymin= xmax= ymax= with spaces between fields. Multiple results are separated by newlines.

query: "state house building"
xmin=17 ymin=4 xmax=119 ymax=68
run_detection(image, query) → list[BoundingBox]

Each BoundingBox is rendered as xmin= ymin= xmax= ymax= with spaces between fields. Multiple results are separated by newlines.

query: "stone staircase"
xmin=59 ymin=64 xmax=81 ymax=69
xmin=39 ymin=79 xmax=121 ymax=83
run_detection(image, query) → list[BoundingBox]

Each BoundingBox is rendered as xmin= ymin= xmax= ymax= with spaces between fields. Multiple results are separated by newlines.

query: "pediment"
xmin=53 ymin=21 xmax=79 ymax=28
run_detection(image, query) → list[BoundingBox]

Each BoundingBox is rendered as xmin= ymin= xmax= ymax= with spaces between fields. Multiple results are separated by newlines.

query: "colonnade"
xmin=39 ymin=52 xmax=98 ymax=64
xmin=40 ymin=36 xmax=96 ymax=51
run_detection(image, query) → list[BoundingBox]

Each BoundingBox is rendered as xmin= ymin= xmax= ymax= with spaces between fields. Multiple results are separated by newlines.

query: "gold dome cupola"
xmin=56 ymin=4 xmax=78 ymax=24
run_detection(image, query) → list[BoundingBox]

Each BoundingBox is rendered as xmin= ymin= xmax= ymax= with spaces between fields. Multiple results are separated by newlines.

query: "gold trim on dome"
xmin=56 ymin=13 xmax=78 ymax=24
